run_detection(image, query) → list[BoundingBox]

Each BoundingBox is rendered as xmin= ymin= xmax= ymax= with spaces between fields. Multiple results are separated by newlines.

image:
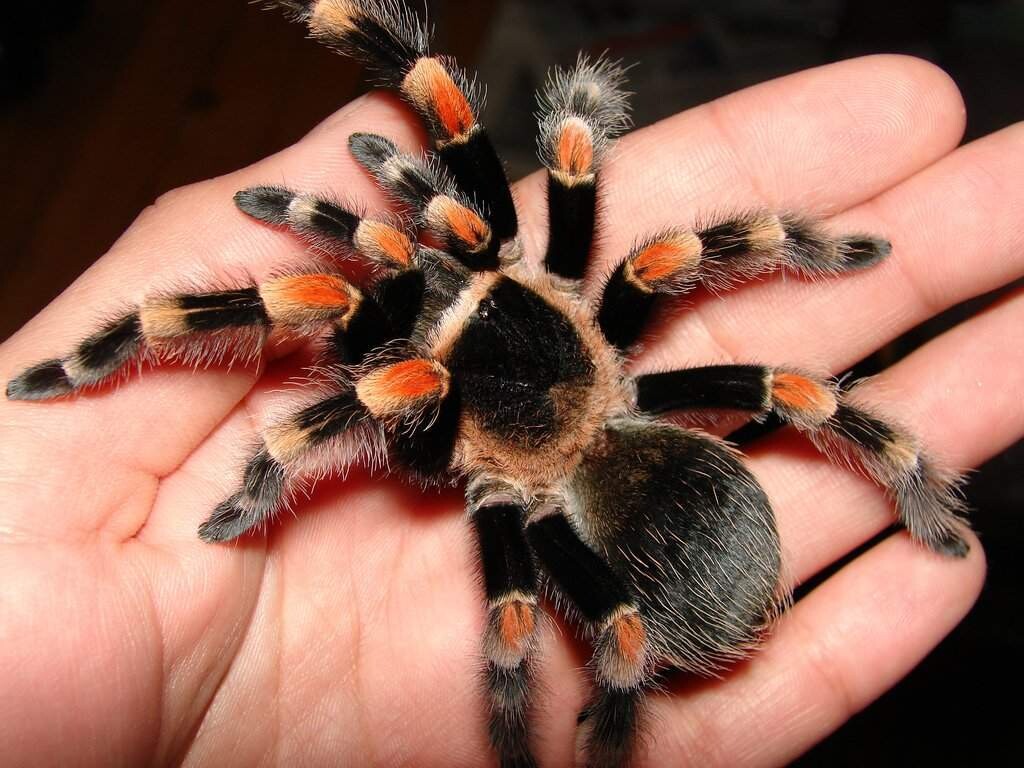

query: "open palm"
xmin=2 ymin=55 xmax=1020 ymax=767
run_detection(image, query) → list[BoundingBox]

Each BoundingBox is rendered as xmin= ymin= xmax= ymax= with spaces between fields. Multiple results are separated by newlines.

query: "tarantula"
xmin=6 ymin=1 xmax=969 ymax=766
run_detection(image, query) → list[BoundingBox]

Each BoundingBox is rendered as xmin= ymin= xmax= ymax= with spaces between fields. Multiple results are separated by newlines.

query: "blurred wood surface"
xmin=0 ymin=0 xmax=491 ymax=341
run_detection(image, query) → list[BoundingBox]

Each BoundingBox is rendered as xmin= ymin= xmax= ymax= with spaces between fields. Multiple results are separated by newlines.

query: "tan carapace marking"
xmin=425 ymin=196 xmax=492 ymax=253
xmin=353 ymin=220 xmax=414 ymax=267
xmin=428 ymin=271 xmax=502 ymax=361
xmin=356 ymin=358 xmax=451 ymax=420
xmin=260 ymin=274 xmax=359 ymax=327
xmin=624 ymin=231 xmax=703 ymax=292
xmin=438 ymin=266 xmax=631 ymax=490
xmin=402 ymin=57 xmax=476 ymax=142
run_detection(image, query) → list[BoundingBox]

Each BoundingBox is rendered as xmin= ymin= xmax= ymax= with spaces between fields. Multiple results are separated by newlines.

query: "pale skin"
xmin=1 ymin=54 xmax=1021 ymax=767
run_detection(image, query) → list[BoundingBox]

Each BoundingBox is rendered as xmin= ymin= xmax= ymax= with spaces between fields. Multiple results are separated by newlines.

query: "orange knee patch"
xmin=499 ymin=601 xmax=536 ymax=653
xmin=426 ymin=196 xmax=491 ymax=252
xmin=260 ymin=274 xmax=357 ymax=327
xmin=772 ymin=372 xmax=830 ymax=410
xmin=356 ymin=359 xmax=450 ymax=420
xmin=354 ymin=220 xmax=414 ymax=267
xmin=771 ymin=372 xmax=838 ymax=423
xmin=611 ymin=611 xmax=647 ymax=666
xmin=625 ymin=232 xmax=702 ymax=290
xmin=555 ymin=117 xmax=594 ymax=177
xmin=403 ymin=57 xmax=476 ymax=142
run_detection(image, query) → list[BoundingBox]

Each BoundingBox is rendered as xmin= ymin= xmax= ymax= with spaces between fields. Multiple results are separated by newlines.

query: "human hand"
xmin=1 ymin=54 xmax=1019 ymax=767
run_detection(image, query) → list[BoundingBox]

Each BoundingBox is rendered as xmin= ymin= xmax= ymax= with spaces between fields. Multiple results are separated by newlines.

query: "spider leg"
xmin=241 ymin=180 xmax=481 ymax=357
xmin=564 ymin=420 xmax=785 ymax=765
xmin=199 ymin=385 xmax=368 ymax=541
xmin=597 ymin=214 xmax=891 ymax=350
xmin=536 ymin=55 xmax=631 ymax=282
xmin=635 ymin=365 xmax=969 ymax=556
xmin=232 ymin=185 xmax=437 ymax=363
xmin=5 ymin=267 xmax=418 ymax=401
xmin=467 ymin=479 xmax=541 ymax=768
xmin=235 ymin=185 xmax=417 ymax=270
xmin=200 ymin=356 xmax=450 ymax=541
xmin=526 ymin=504 xmax=652 ymax=768
xmin=271 ymin=0 xmax=517 ymax=239
xmin=4 ymin=281 xmax=315 ymax=400
xmin=348 ymin=132 xmax=499 ymax=271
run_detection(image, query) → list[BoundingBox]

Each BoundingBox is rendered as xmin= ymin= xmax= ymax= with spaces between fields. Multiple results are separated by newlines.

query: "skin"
xmin=0 ymin=54 xmax=1020 ymax=767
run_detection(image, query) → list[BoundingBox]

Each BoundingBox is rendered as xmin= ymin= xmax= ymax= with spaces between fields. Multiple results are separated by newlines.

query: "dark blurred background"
xmin=1 ymin=1 xmax=1021 ymax=764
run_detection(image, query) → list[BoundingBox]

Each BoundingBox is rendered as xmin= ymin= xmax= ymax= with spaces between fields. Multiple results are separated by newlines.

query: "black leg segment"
xmin=526 ymin=507 xmax=651 ymax=768
xmin=636 ymin=365 xmax=770 ymax=414
xmin=596 ymin=263 xmax=657 ymax=351
xmin=634 ymin=366 xmax=970 ymax=558
xmin=526 ymin=511 xmax=633 ymax=625
xmin=440 ymin=130 xmax=518 ymax=241
xmin=544 ymin=176 xmax=597 ymax=280
xmin=474 ymin=503 xmax=537 ymax=602
xmin=472 ymin=496 xmax=541 ymax=768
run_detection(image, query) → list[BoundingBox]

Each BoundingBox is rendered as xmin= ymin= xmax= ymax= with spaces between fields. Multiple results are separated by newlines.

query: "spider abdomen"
xmin=573 ymin=421 xmax=782 ymax=671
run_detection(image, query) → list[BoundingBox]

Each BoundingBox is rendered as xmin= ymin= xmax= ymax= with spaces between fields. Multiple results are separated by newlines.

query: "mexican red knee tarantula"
xmin=7 ymin=1 xmax=969 ymax=766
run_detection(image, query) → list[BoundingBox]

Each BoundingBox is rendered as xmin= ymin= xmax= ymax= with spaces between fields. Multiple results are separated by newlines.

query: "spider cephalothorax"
xmin=6 ymin=2 xmax=969 ymax=766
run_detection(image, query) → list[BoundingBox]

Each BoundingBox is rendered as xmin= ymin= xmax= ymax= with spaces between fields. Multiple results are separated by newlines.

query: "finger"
xmin=644 ymin=120 xmax=1024 ymax=374
xmin=751 ymin=285 xmax=1024 ymax=586
xmin=0 ymin=94 xmax=423 ymax=533
xmin=645 ymin=529 xmax=984 ymax=767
